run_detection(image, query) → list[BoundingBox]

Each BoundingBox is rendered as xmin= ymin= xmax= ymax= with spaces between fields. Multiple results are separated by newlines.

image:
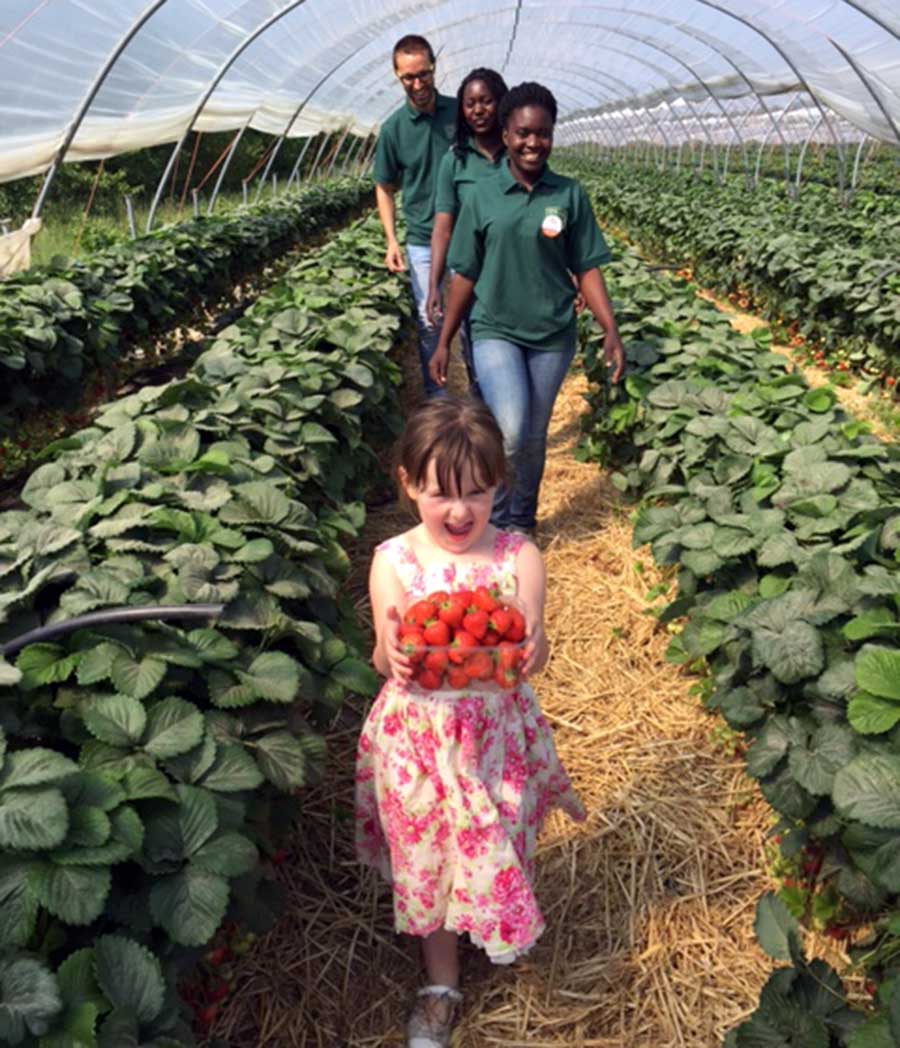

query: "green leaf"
xmin=844 ymin=609 xmax=898 ymax=642
xmin=243 ymin=652 xmax=300 ymax=703
xmin=82 ymin=694 xmax=147 ymax=747
xmin=803 ymin=387 xmax=836 ymax=413
xmin=330 ymin=657 xmax=378 ymax=696
xmin=788 ymin=724 xmax=857 ymax=796
xmin=834 ymin=754 xmax=900 ymax=828
xmin=254 ymin=731 xmax=308 ymax=790
xmin=754 ymin=891 xmax=800 ymax=960
xmin=753 ymin=620 xmax=824 ymax=684
xmin=75 ymin=643 xmax=121 ymax=686
xmin=56 ymin=947 xmax=105 ymax=1013
xmin=122 ymin=766 xmax=178 ymax=803
xmin=30 ymin=863 xmax=111 ymax=925
xmin=0 ymin=749 xmax=77 ymax=788
xmin=149 ymin=867 xmax=229 ymax=947
xmin=141 ymin=697 xmax=204 ymax=760
xmin=93 ymin=935 xmax=165 ymax=1025
xmin=200 ymin=742 xmax=264 ymax=792
xmin=856 ymin=646 xmax=900 ymax=701
xmin=0 ymin=956 xmax=62 ymax=1043
xmin=64 ymin=806 xmax=111 ymax=848
xmin=746 ymin=717 xmax=791 ymax=779
xmin=0 ymin=855 xmax=39 ymax=947
xmin=191 ymin=831 xmax=257 ymax=877
xmin=110 ymin=653 xmax=167 ymax=700
xmin=848 ymin=693 xmax=900 ymax=735
xmin=0 ymin=788 xmax=69 ymax=851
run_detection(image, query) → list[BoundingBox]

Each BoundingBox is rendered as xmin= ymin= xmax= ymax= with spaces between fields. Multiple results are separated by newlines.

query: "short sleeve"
xmin=433 ymin=151 xmax=458 ymax=216
xmin=446 ymin=192 xmax=484 ymax=279
xmin=373 ymin=125 xmax=400 ymax=187
xmin=565 ymin=182 xmax=611 ymax=273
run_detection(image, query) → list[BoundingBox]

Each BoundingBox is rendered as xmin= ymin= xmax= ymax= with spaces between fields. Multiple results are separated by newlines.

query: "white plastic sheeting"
xmin=0 ymin=0 xmax=898 ymax=185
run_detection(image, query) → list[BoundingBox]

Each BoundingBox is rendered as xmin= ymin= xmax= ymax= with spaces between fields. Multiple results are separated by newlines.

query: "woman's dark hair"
xmin=451 ymin=68 xmax=508 ymax=159
xmin=397 ymin=395 xmax=506 ymax=507
xmin=498 ymin=81 xmax=558 ymax=128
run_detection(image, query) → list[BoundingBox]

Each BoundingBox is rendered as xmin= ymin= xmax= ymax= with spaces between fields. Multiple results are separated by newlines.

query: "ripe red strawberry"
xmin=464 ymin=651 xmax=494 ymax=680
xmin=399 ymin=628 xmax=426 ymax=662
xmin=423 ymin=619 xmax=451 ymax=646
xmin=505 ymin=608 xmax=526 ymax=643
xmin=415 ymin=667 xmax=443 ymax=691
xmin=482 ymin=628 xmax=500 ymax=647
xmin=494 ymin=664 xmax=519 ymax=689
xmin=205 ymin=947 xmax=230 ymax=968
xmin=472 ymin=586 xmax=499 ymax=613
xmin=446 ymin=666 xmax=470 ymax=688
xmin=196 ymin=1004 xmax=219 ymax=1025
xmin=488 ymin=608 xmax=511 ymax=636
xmin=452 ymin=589 xmax=473 ymax=609
xmin=426 ymin=590 xmax=449 ymax=605
xmin=497 ymin=642 xmax=521 ymax=670
xmin=462 ymin=609 xmax=489 ymax=639
xmin=424 ymin=648 xmax=449 ymax=673
xmin=448 ymin=630 xmax=478 ymax=664
xmin=404 ymin=600 xmax=437 ymax=627
xmin=437 ymin=595 xmax=467 ymax=628
xmin=208 ymin=981 xmax=230 ymax=1003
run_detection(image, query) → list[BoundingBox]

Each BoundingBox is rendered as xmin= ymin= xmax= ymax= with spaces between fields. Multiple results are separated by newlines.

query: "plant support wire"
xmin=1 ymin=604 xmax=224 ymax=658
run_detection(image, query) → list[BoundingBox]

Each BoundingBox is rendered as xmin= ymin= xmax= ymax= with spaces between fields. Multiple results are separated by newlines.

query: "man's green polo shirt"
xmin=447 ymin=160 xmax=611 ymax=350
xmin=373 ymin=94 xmax=456 ymax=246
xmin=434 ymin=143 xmax=505 ymax=217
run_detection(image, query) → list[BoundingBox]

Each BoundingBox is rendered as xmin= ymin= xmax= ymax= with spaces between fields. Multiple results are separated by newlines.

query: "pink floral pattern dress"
xmin=355 ymin=529 xmax=585 ymax=964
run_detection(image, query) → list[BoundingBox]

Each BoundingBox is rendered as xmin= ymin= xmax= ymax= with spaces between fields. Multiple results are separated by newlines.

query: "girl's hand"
xmin=426 ymin=287 xmax=443 ymax=327
xmin=383 ymin=605 xmax=414 ymax=681
xmin=428 ymin=342 xmax=451 ymax=387
xmin=604 ymin=330 xmax=626 ymax=384
xmin=521 ymin=618 xmax=549 ymax=678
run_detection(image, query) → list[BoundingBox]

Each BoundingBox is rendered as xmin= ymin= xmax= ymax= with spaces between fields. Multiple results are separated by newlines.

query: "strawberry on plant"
xmin=208 ymin=981 xmax=230 ymax=1003
xmin=205 ymin=947 xmax=230 ymax=968
xmin=195 ymin=1004 xmax=219 ymax=1026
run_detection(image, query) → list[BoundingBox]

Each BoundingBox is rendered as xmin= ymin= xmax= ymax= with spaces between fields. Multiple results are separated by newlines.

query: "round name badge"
xmin=541 ymin=214 xmax=563 ymax=238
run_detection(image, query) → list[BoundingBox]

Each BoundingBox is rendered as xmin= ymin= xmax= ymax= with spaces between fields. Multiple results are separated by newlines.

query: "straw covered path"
xmin=211 ymin=364 xmax=775 ymax=1047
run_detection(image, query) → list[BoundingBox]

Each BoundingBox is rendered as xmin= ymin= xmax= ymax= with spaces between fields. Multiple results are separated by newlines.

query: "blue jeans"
xmin=472 ymin=337 xmax=575 ymax=529
xmin=407 ymin=244 xmax=444 ymax=397
xmin=407 ymin=246 xmax=475 ymax=397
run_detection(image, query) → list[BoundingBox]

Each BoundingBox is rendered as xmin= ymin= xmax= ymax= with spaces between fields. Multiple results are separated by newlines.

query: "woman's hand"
xmin=426 ymin=286 xmax=443 ymax=327
xmin=604 ymin=330 xmax=626 ymax=384
xmin=428 ymin=342 xmax=451 ymax=388
xmin=382 ymin=605 xmax=413 ymax=681
xmin=521 ymin=618 xmax=549 ymax=678
xmin=573 ymin=290 xmax=586 ymax=316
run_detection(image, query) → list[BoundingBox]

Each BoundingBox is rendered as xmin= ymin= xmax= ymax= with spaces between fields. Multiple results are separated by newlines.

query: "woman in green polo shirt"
xmin=425 ymin=67 xmax=508 ymax=391
xmin=429 ymin=81 xmax=625 ymax=536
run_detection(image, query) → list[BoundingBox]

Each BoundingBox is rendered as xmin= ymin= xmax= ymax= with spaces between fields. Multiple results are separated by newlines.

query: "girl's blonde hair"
xmin=397 ymin=395 xmax=507 ymax=498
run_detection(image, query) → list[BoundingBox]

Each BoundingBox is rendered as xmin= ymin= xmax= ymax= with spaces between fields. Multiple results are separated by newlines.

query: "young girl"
xmin=355 ymin=396 xmax=584 ymax=1048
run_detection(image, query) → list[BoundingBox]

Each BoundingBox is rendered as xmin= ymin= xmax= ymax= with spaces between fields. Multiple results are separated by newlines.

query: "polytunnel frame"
xmin=20 ymin=0 xmax=900 ymax=220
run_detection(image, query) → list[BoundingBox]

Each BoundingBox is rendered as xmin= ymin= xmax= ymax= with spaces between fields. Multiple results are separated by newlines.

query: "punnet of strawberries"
xmin=398 ymin=585 xmax=528 ymax=691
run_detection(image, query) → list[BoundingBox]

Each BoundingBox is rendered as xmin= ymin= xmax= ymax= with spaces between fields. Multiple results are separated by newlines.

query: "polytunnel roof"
xmin=1 ymin=0 xmax=899 ymax=184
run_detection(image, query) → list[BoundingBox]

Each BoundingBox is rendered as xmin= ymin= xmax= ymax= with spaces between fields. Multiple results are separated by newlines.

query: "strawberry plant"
xmin=0 ymin=212 xmax=410 ymax=1045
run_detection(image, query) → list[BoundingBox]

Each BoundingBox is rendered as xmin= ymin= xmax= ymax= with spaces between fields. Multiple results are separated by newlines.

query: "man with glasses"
xmin=374 ymin=35 xmax=456 ymax=397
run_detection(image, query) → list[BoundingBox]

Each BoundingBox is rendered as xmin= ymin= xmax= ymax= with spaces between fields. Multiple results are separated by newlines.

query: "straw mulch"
xmin=208 ymin=351 xmax=776 ymax=1047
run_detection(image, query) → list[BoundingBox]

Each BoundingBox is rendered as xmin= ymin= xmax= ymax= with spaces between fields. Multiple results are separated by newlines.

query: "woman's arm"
xmin=515 ymin=540 xmax=549 ymax=677
xmin=427 ymin=211 xmax=455 ymax=326
xmin=369 ymin=548 xmax=413 ymax=680
xmin=428 ymin=273 xmax=476 ymax=388
xmin=578 ymin=267 xmax=625 ymax=383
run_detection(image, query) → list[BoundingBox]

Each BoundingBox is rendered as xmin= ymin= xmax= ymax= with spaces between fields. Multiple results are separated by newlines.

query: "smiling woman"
xmin=429 ymin=82 xmax=625 ymax=536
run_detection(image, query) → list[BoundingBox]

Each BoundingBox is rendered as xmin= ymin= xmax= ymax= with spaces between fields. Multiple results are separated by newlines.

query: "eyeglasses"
xmin=397 ymin=68 xmax=434 ymax=87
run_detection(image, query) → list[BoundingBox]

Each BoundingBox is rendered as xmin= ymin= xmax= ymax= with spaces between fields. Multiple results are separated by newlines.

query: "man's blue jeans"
xmin=407 ymin=245 xmax=474 ymax=397
xmin=472 ymin=337 xmax=575 ymax=529
xmin=407 ymin=243 xmax=444 ymax=397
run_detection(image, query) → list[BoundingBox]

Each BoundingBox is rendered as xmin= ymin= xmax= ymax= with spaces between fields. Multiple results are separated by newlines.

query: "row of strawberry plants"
xmin=564 ymin=159 xmax=900 ymax=387
xmin=0 ymin=211 xmax=408 ymax=1046
xmin=581 ymin=225 xmax=900 ymax=1044
xmin=0 ymin=177 xmax=370 ymax=438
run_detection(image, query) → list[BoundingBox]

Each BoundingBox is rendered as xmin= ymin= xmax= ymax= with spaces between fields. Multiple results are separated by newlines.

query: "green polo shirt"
xmin=373 ymin=93 xmax=456 ymax=246
xmin=447 ymin=160 xmax=612 ymax=350
xmin=434 ymin=143 xmax=505 ymax=217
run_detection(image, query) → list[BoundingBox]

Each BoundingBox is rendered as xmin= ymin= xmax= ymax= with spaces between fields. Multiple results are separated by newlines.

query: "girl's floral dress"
xmin=355 ymin=529 xmax=585 ymax=964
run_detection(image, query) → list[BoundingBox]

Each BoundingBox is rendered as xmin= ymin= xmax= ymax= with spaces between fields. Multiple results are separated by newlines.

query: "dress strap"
xmin=493 ymin=529 xmax=525 ymax=576
xmin=375 ymin=535 xmax=424 ymax=593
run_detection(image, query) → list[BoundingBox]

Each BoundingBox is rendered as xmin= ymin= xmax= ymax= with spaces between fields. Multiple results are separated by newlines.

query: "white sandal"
xmin=406 ymin=984 xmax=463 ymax=1048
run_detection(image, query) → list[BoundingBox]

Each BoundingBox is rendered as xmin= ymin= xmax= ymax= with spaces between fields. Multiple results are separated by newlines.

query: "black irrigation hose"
xmin=1 ymin=603 xmax=224 ymax=658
